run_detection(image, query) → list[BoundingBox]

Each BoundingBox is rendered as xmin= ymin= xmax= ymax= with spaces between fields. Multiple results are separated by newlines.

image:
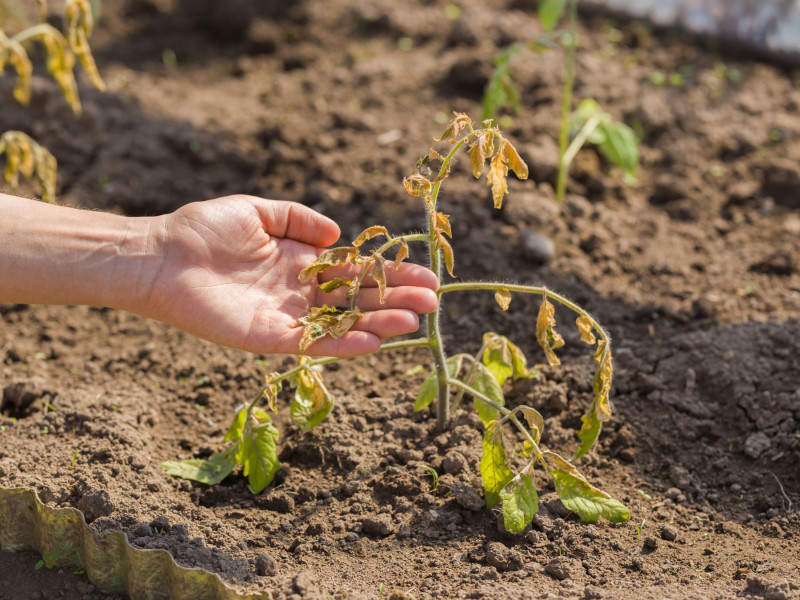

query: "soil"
xmin=2 ymin=0 xmax=800 ymax=599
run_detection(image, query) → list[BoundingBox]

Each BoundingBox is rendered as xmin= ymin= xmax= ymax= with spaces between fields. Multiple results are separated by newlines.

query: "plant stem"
xmin=425 ymin=134 xmax=477 ymax=431
xmin=555 ymin=0 xmax=579 ymax=203
xmin=559 ymin=113 xmax=603 ymax=180
xmin=11 ymin=23 xmax=62 ymax=44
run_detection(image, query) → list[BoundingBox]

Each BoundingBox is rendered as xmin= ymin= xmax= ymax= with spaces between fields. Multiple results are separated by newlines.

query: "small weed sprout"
xmin=420 ymin=465 xmax=440 ymax=494
xmin=482 ymin=0 xmax=639 ymax=202
xmin=0 ymin=0 xmax=104 ymax=201
xmin=164 ymin=113 xmax=630 ymax=533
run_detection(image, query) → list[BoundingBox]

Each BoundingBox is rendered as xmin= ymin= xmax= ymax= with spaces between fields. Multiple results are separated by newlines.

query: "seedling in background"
xmin=482 ymin=0 xmax=639 ymax=202
xmin=0 ymin=0 xmax=104 ymax=201
xmin=164 ymin=113 xmax=630 ymax=533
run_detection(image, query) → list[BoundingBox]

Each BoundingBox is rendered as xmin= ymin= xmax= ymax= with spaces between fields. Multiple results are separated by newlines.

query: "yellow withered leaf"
xmin=5 ymin=43 xmax=33 ymax=106
xmin=467 ymin=135 xmax=486 ymax=179
xmin=434 ymin=212 xmax=452 ymax=238
xmin=263 ymin=373 xmax=281 ymax=413
xmin=403 ymin=174 xmax=432 ymax=197
xmin=435 ymin=112 xmax=472 ymax=143
xmin=38 ymin=28 xmax=81 ymax=115
xmin=317 ymin=277 xmax=351 ymax=293
xmin=495 ymin=287 xmax=511 ymax=311
xmin=298 ymin=247 xmax=361 ymax=283
xmin=536 ymin=297 xmax=564 ymax=366
xmin=576 ymin=315 xmax=597 ymax=345
xmin=299 ymin=306 xmax=363 ymax=353
xmin=486 ymin=150 xmax=508 ymax=209
xmin=65 ymin=0 xmax=105 ymax=92
xmin=353 ymin=225 xmax=389 ymax=247
xmin=439 ymin=234 xmax=455 ymax=278
xmin=394 ymin=240 xmax=409 ymax=270
xmin=501 ymin=139 xmax=529 ymax=180
xmin=370 ymin=253 xmax=387 ymax=304
xmin=0 ymin=131 xmax=58 ymax=203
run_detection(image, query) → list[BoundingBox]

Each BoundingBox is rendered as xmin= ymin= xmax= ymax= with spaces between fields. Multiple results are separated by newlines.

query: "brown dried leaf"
xmin=486 ymin=150 xmax=508 ymax=209
xmin=394 ymin=240 xmax=409 ymax=270
xmin=403 ymin=174 xmax=432 ymax=197
xmin=298 ymin=247 xmax=361 ymax=283
xmin=439 ymin=234 xmax=455 ymax=278
xmin=353 ymin=225 xmax=389 ymax=247
xmin=435 ymin=111 xmax=472 ymax=143
xmin=435 ymin=212 xmax=452 ymax=238
xmin=576 ymin=315 xmax=597 ymax=345
xmin=501 ymin=139 xmax=529 ymax=180
xmin=495 ymin=287 xmax=511 ymax=311
xmin=317 ymin=277 xmax=351 ymax=293
xmin=536 ymin=297 xmax=564 ymax=366
xmin=371 ymin=253 xmax=387 ymax=304
xmin=467 ymin=134 xmax=486 ymax=179
xmin=299 ymin=306 xmax=363 ymax=353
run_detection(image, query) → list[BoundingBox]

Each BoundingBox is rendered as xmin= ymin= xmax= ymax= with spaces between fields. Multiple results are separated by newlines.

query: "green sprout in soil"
xmin=163 ymin=113 xmax=630 ymax=533
xmin=0 ymin=0 xmax=104 ymax=202
xmin=482 ymin=0 xmax=639 ymax=202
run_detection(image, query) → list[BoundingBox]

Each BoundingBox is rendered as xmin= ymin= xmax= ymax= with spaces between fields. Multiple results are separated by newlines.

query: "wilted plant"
xmin=165 ymin=113 xmax=629 ymax=533
xmin=482 ymin=0 xmax=639 ymax=202
xmin=0 ymin=0 xmax=104 ymax=201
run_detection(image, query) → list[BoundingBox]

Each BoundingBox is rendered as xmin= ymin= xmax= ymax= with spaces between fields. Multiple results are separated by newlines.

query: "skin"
xmin=0 ymin=193 xmax=439 ymax=357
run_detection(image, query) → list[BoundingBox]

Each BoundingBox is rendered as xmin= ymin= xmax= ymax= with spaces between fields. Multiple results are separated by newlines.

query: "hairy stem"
xmin=555 ymin=0 xmax=579 ymax=203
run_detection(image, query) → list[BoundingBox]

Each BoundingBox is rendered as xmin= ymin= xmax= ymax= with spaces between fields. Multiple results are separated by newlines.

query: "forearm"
xmin=0 ymin=193 xmax=162 ymax=312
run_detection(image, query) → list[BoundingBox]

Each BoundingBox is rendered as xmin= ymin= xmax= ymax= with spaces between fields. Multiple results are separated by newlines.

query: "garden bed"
xmin=1 ymin=0 xmax=799 ymax=598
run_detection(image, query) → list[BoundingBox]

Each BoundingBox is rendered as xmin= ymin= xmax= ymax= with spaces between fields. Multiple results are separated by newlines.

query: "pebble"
xmin=519 ymin=230 xmax=555 ymax=264
xmin=660 ymin=524 xmax=679 ymax=541
xmin=744 ymin=432 xmax=771 ymax=459
xmin=643 ymin=537 xmax=658 ymax=551
xmin=485 ymin=542 xmax=522 ymax=572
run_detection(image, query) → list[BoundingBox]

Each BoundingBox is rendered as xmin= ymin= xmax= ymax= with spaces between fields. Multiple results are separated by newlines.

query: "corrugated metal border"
xmin=0 ymin=487 xmax=272 ymax=600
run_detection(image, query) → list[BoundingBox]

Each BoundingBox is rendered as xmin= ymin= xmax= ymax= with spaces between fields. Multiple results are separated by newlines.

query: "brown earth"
xmin=1 ymin=0 xmax=799 ymax=598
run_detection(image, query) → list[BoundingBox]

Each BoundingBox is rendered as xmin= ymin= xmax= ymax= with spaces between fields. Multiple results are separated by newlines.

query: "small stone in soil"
xmin=660 ymin=524 xmax=679 ymax=541
xmin=519 ymin=229 xmax=555 ymax=264
xmin=743 ymin=432 xmax=771 ymax=459
xmin=361 ymin=514 xmax=395 ymax=537
xmin=255 ymin=553 xmax=277 ymax=576
xmin=643 ymin=537 xmax=658 ymax=551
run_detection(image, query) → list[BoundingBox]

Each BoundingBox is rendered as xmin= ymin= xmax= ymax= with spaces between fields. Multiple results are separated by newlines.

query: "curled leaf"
xmin=501 ymin=139 xmax=529 ymax=180
xmin=467 ymin=361 xmax=505 ymax=425
xmin=440 ymin=235 xmax=455 ymax=278
xmin=0 ymin=131 xmax=57 ymax=202
xmin=298 ymin=305 xmax=363 ymax=353
xmin=403 ymin=173 xmax=432 ymax=197
xmin=435 ymin=111 xmax=472 ymax=143
xmin=370 ymin=253 xmax=387 ymax=304
xmin=65 ymin=0 xmax=105 ymax=91
xmin=467 ymin=134 xmax=487 ymax=179
xmin=486 ymin=150 xmax=509 ymax=209
xmin=298 ymin=247 xmax=361 ymax=283
xmin=480 ymin=420 xmax=514 ymax=507
xmin=576 ymin=315 xmax=597 ymax=345
xmin=543 ymin=451 xmax=629 ymax=523
xmin=573 ymin=341 xmax=614 ymax=459
xmin=318 ymin=277 xmax=352 ymax=293
xmin=394 ymin=240 xmax=409 ymax=270
xmin=434 ymin=212 xmax=452 ymax=238
xmin=262 ymin=373 xmax=281 ymax=413
xmin=536 ymin=297 xmax=564 ymax=366
xmin=481 ymin=333 xmax=535 ymax=386
xmin=353 ymin=225 xmax=389 ymax=247
xmin=517 ymin=406 xmax=544 ymax=445
xmin=495 ymin=287 xmax=511 ymax=311
xmin=0 ymin=35 xmax=33 ymax=105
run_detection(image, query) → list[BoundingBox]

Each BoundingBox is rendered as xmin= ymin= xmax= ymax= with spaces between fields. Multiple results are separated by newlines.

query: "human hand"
xmin=144 ymin=195 xmax=438 ymax=357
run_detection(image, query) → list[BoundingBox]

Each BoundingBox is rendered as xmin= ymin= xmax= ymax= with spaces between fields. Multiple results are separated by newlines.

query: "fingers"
xmin=282 ymin=309 xmax=421 ymax=358
xmin=316 ymin=286 xmax=438 ymax=314
xmin=244 ymin=196 xmax=341 ymax=247
xmin=319 ymin=259 xmax=439 ymax=290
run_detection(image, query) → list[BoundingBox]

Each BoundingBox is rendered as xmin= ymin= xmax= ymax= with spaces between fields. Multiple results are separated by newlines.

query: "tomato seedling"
xmin=164 ymin=113 xmax=629 ymax=533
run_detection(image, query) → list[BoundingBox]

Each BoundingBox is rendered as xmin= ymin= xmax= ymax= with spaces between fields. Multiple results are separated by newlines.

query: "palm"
xmin=148 ymin=196 xmax=437 ymax=356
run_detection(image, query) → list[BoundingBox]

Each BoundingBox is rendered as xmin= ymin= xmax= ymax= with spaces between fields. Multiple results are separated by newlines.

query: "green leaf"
xmin=597 ymin=121 xmax=639 ymax=176
xmin=224 ymin=404 xmax=270 ymax=444
xmin=480 ymin=421 xmax=514 ymax=507
xmin=500 ymin=469 xmax=539 ymax=533
xmin=468 ymin=362 xmax=505 ymax=425
xmin=538 ymin=0 xmax=567 ymax=31
xmin=161 ymin=445 xmax=238 ymax=486
xmin=544 ymin=452 xmax=629 ymax=523
xmin=482 ymin=333 xmax=535 ymax=386
xmin=573 ymin=414 xmax=602 ymax=461
xmin=517 ymin=406 xmax=544 ymax=445
xmin=291 ymin=368 xmax=334 ymax=432
xmin=241 ymin=413 xmax=280 ymax=494
xmin=414 ymin=355 xmax=465 ymax=412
